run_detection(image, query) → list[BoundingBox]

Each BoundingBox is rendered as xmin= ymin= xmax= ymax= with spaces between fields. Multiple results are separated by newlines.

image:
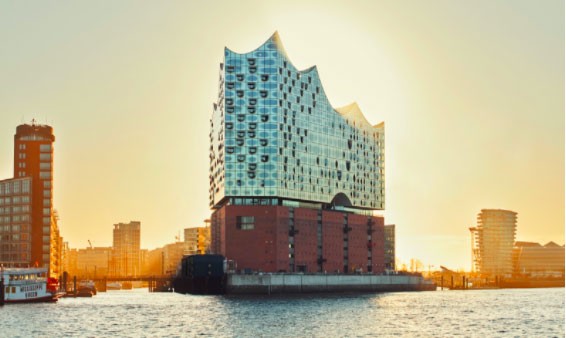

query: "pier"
xmin=226 ymin=273 xmax=436 ymax=295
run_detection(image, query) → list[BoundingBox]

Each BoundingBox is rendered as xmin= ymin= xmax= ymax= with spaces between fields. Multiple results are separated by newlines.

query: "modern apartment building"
xmin=111 ymin=221 xmax=141 ymax=277
xmin=470 ymin=209 xmax=517 ymax=276
xmin=209 ymin=32 xmax=388 ymax=274
xmin=0 ymin=121 xmax=62 ymax=277
xmin=0 ymin=177 xmax=33 ymax=266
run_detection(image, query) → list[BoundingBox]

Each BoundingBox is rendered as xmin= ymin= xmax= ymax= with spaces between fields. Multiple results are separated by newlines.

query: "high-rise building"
xmin=0 ymin=121 xmax=61 ymax=277
xmin=111 ymin=221 xmax=141 ymax=277
xmin=470 ymin=209 xmax=517 ymax=276
xmin=209 ymin=32 xmax=387 ymax=273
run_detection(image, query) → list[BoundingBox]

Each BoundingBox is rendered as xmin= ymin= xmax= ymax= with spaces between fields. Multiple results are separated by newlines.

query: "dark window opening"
xmin=236 ymin=216 xmax=255 ymax=230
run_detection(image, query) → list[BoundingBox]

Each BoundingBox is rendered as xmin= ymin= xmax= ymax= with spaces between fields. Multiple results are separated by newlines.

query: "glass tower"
xmin=210 ymin=32 xmax=385 ymax=211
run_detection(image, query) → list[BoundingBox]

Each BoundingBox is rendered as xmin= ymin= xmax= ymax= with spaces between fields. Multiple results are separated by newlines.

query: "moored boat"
xmin=1 ymin=267 xmax=60 ymax=304
xmin=76 ymin=287 xmax=94 ymax=297
xmin=107 ymin=282 xmax=122 ymax=290
xmin=78 ymin=280 xmax=97 ymax=295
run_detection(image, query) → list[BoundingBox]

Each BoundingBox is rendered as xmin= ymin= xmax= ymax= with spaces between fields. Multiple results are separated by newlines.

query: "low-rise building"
xmin=513 ymin=241 xmax=565 ymax=277
xmin=163 ymin=242 xmax=185 ymax=275
xmin=76 ymin=247 xmax=111 ymax=278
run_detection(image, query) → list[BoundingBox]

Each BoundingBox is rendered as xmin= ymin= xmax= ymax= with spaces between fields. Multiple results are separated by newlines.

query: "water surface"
xmin=1 ymin=288 xmax=563 ymax=337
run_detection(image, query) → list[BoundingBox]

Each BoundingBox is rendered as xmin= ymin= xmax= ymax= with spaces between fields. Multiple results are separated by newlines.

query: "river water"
xmin=1 ymin=288 xmax=563 ymax=337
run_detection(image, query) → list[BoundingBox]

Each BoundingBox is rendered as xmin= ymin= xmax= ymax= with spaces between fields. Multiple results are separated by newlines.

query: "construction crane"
xmin=88 ymin=240 xmax=93 ymax=249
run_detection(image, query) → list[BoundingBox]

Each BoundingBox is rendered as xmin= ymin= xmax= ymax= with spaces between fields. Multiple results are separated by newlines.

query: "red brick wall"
xmin=293 ymin=208 xmax=318 ymax=273
xmin=371 ymin=216 xmax=385 ymax=273
xmin=348 ymin=214 xmax=370 ymax=273
xmin=216 ymin=205 xmax=289 ymax=272
xmin=322 ymin=211 xmax=344 ymax=273
xmin=211 ymin=205 xmax=386 ymax=274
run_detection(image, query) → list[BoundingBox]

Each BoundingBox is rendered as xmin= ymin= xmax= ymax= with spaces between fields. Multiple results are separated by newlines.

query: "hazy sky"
xmin=0 ymin=0 xmax=563 ymax=270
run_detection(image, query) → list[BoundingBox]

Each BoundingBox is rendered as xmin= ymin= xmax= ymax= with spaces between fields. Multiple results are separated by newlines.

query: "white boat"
xmin=107 ymin=282 xmax=122 ymax=290
xmin=1 ymin=267 xmax=60 ymax=304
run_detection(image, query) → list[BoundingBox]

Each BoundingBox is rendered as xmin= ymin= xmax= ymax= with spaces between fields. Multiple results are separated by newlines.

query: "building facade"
xmin=0 ymin=121 xmax=62 ymax=277
xmin=470 ymin=209 xmax=517 ymax=276
xmin=162 ymin=242 xmax=185 ymax=275
xmin=184 ymin=226 xmax=211 ymax=255
xmin=143 ymin=247 xmax=164 ymax=276
xmin=0 ymin=177 xmax=32 ymax=267
xmin=76 ymin=247 xmax=112 ymax=278
xmin=209 ymin=33 xmax=388 ymax=274
xmin=384 ymin=224 xmax=395 ymax=270
xmin=513 ymin=241 xmax=565 ymax=277
xmin=111 ymin=221 xmax=141 ymax=277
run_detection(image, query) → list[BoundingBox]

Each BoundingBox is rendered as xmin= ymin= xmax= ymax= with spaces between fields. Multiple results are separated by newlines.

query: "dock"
xmin=226 ymin=273 xmax=436 ymax=295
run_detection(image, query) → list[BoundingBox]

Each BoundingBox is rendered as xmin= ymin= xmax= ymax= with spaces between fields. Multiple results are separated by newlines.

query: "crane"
xmin=88 ymin=240 xmax=93 ymax=249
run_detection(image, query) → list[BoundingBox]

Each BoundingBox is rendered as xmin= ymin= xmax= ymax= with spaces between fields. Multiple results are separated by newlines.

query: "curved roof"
xmin=335 ymin=102 xmax=376 ymax=130
xmin=225 ymin=32 xmax=383 ymax=131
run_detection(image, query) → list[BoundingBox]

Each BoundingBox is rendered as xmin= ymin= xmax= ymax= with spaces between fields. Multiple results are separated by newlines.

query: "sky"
xmin=0 ymin=0 xmax=563 ymax=270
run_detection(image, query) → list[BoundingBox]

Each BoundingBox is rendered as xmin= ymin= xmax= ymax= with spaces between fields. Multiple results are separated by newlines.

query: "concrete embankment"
xmin=227 ymin=274 xmax=436 ymax=294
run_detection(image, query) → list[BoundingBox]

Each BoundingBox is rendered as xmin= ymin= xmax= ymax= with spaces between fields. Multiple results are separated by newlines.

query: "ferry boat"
xmin=1 ymin=267 xmax=60 ymax=303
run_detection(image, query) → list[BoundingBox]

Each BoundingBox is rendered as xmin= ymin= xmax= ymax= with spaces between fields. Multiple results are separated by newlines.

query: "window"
xmin=236 ymin=216 xmax=255 ymax=230
xmin=39 ymin=153 xmax=50 ymax=161
xmin=40 ymin=144 xmax=51 ymax=152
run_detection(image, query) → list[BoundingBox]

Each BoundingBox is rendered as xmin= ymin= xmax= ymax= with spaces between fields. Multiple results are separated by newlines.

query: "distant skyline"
xmin=0 ymin=0 xmax=563 ymax=270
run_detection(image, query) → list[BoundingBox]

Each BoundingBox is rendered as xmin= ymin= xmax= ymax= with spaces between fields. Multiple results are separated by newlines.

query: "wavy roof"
xmin=225 ymin=31 xmax=383 ymax=131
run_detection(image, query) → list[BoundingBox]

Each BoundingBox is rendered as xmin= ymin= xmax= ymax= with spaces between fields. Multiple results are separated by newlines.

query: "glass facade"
xmin=210 ymin=32 xmax=384 ymax=211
